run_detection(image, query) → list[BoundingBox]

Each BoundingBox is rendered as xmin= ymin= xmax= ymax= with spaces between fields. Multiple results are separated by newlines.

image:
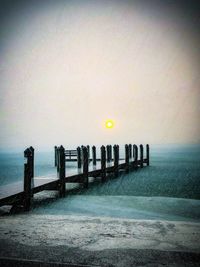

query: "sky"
xmin=0 ymin=0 xmax=200 ymax=151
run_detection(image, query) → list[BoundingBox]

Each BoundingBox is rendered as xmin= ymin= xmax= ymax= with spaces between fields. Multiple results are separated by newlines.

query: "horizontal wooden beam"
xmin=32 ymin=180 xmax=59 ymax=194
xmin=0 ymin=192 xmax=24 ymax=206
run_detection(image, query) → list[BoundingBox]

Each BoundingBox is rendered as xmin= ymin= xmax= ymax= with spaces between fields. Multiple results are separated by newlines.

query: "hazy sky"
xmin=0 ymin=0 xmax=200 ymax=150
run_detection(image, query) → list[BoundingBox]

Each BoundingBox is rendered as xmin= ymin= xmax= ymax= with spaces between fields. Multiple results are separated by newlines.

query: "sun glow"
xmin=105 ymin=119 xmax=114 ymax=129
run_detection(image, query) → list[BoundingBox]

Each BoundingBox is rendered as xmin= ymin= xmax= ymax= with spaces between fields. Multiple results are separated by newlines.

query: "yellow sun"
xmin=105 ymin=119 xmax=114 ymax=129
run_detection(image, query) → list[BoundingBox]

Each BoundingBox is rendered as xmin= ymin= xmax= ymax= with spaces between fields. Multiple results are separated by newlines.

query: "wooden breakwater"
xmin=0 ymin=144 xmax=149 ymax=212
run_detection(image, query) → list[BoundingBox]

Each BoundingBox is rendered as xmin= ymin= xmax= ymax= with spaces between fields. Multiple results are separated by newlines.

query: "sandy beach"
xmin=0 ymin=214 xmax=200 ymax=266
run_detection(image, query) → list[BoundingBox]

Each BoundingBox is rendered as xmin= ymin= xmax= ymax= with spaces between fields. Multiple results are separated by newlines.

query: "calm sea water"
xmin=0 ymin=144 xmax=200 ymax=221
xmin=0 ymin=151 xmax=56 ymax=186
xmin=0 ymin=144 xmax=200 ymax=199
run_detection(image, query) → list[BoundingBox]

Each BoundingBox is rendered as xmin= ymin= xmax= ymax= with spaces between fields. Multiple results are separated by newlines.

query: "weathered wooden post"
xmin=106 ymin=145 xmax=109 ymax=163
xmin=140 ymin=144 xmax=144 ymax=168
xmin=24 ymin=148 xmax=33 ymax=211
xmin=29 ymin=146 xmax=34 ymax=195
xmin=83 ymin=146 xmax=89 ymax=188
xmin=125 ymin=144 xmax=129 ymax=172
xmin=54 ymin=146 xmax=57 ymax=167
xmin=56 ymin=147 xmax=60 ymax=175
xmin=58 ymin=145 xmax=66 ymax=197
xmin=106 ymin=145 xmax=110 ymax=163
xmin=132 ymin=144 xmax=135 ymax=160
xmin=146 ymin=144 xmax=150 ymax=166
xmin=77 ymin=146 xmax=81 ymax=169
xmin=117 ymin=145 xmax=119 ymax=163
xmin=133 ymin=144 xmax=138 ymax=168
xmin=110 ymin=145 xmax=112 ymax=161
xmin=87 ymin=145 xmax=90 ymax=163
xmin=101 ymin=145 xmax=106 ymax=182
xmin=113 ymin=145 xmax=119 ymax=177
xmin=129 ymin=144 xmax=132 ymax=159
xmin=80 ymin=146 xmax=83 ymax=158
xmin=92 ymin=145 xmax=96 ymax=166
xmin=117 ymin=144 xmax=120 ymax=172
xmin=29 ymin=146 xmax=34 ymax=177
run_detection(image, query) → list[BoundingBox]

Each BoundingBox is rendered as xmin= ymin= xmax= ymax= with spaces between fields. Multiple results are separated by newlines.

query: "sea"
xmin=0 ymin=144 xmax=200 ymax=222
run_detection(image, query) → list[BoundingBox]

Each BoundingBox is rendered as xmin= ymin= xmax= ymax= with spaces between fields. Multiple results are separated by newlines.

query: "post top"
xmin=24 ymin=148 xmax=32 ymax=157
xmin=59 ymin=145 xmax=65 ymax=151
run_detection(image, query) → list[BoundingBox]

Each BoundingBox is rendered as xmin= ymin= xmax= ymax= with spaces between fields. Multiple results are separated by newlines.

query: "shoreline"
xmin=1 ymin=214 xmax=200 ymax=252
xmin=0 ymin=214 xmax=200 ymax=266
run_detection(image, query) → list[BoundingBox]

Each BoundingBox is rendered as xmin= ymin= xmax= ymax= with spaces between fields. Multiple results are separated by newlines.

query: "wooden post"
xmin=132 ymin=144 xmax=135 ymax=160
xmin=59 ymin=145 xmax=66 ymax=197
xmin=110 ymin=145 xmax=112 ymax=161
xmin=29 ymin=146 xmax=34 ymax=180
xmin=92 ymin=146 xmax=96 ymax=166
xmin=54 ymin=146 xmax=57 ymax=167
xmin=129 ymin=144 xmax=132 ymax=159
xmin=106 ymin=145 xmax=110 ymax=163
xmin=77 ymin=146 xmax=81 ymax=169
xmin=101 ymin=145 xmax=106 ymax=182
xmin=117 ymin=144 xmax=119 ymax=172
xmin=24 ymin=148 xmax=32 ymax=211
xmin=113 ymin=145 xmax=119 ymax=177
xmin=81 ymin=145 xmax=84 ymax=164
xmin=117 ymin=145 xmax=119 ymax=163
xmin=125 ymin=144 xmax=129 ymax=172
xmin=146 ymin=144 xmax=150 ymax=166
xmin=56 ymin=147 xmax=60 ymax=175
xmin=87 ymin=145 xmax=90 ymax=163
xmin=29 ymin=146 xmax=34 ymax=195
xmin=140 ymin=144 xmax=143 ymax=168
xmin=83 ymin=146 xmax=89 ymax=188
xmin=133 ymin=144 xmax=138 ymax=168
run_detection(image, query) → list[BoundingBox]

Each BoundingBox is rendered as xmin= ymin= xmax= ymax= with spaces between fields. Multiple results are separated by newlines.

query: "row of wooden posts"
xmin=23 ymin=144 xmax=149 ymax=210
xmin=54 ymin=144 xmax=149 ymax=195
xmin=54 ymin=144 xmax=149 ymax=168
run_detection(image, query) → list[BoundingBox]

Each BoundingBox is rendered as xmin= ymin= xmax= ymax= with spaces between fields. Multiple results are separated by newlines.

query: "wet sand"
xmin=0 ymin=214 xmax=200 ymax=266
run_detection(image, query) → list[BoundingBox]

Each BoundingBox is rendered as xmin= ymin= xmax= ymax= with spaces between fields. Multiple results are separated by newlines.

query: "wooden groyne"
xmin=0 ymin=144 xmax=150 ymax=211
